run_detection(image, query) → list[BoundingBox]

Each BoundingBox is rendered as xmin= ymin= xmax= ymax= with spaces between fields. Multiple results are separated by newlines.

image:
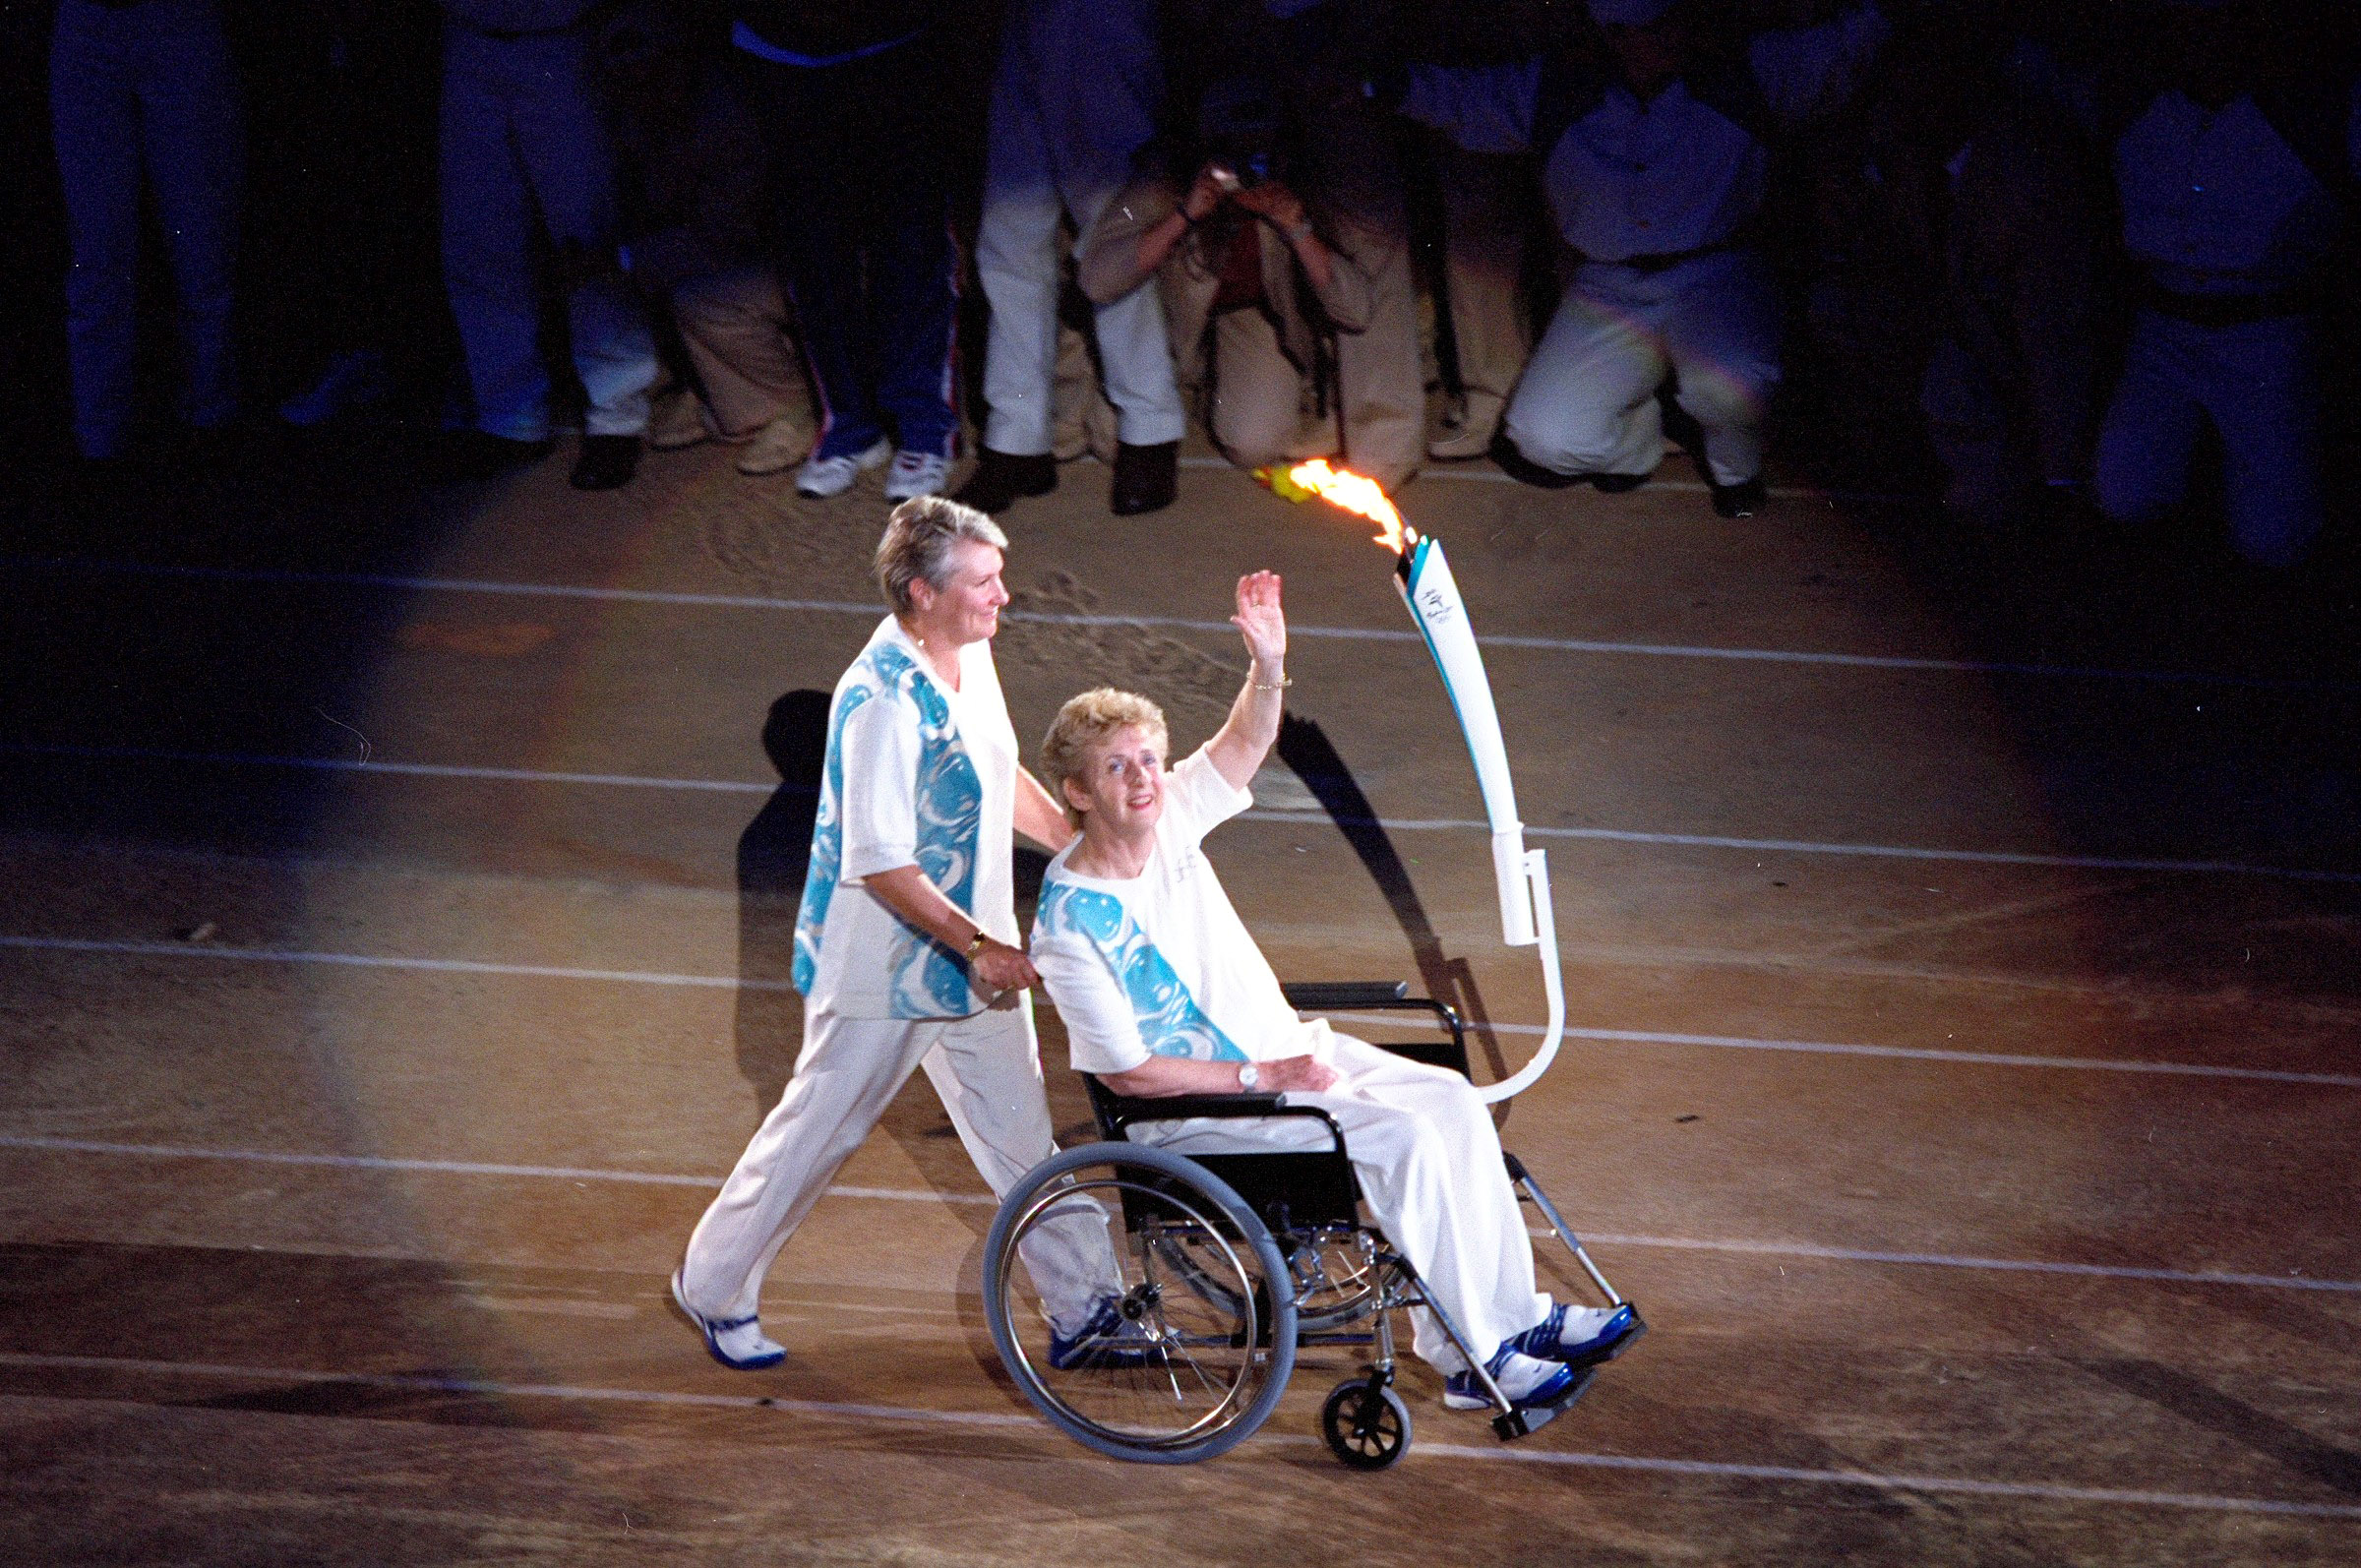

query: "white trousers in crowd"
xmin=2095 ymin=309 xmax=2322 ymax=570
xmin=680 ymin=1000 xmax=1117 ymax=1333
xmin=1136 ymin=1034 xmax=1547 ymax=1374
xmin=1505 ymin=250 xmax=1782 ymax=489
xmin=974 ymin=0 xmax=1183 ymax=456
xmin=49 ymin=0 xmax=243 ymax=458
xmin=439 ymin=25 xmax=655 ymax=442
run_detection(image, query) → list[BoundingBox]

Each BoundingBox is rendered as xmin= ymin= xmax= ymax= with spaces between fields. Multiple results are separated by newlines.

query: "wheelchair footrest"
xmin=1490 ymin=1367 xmax=1598 ymax=1441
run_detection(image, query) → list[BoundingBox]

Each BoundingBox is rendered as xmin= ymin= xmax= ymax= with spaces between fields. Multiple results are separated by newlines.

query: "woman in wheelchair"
xmin=1026 ymin=571 xmax=1643 ymax=1416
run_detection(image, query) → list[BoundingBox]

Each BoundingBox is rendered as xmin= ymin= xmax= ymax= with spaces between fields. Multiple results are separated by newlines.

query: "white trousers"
xmin=975 ymin=11 xmax=1182 ymax=456
xmin=1505 ymin=250 xmax=1782 ymax=488
xmin=1135 ymin=1035 xmax=1548 ymax=1374
xmin=681 ymin=999 xmax=1115 ymax=1332
xmin=2095 ymin=308 xmax=2322 ymax=570
xmin=439 ymin=26 xmax=656 ymax=440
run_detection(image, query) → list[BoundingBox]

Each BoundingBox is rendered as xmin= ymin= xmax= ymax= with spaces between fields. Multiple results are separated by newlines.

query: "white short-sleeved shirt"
xmin=1031 ymin=748 xmax=1323 ymax=1075
xmin=794 ymin=617 xmax=1019 ymax=1018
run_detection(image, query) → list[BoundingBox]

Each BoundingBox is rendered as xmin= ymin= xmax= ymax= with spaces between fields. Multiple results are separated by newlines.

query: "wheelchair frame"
xmin=982 ymin=982 xmax=1628 ymax=1469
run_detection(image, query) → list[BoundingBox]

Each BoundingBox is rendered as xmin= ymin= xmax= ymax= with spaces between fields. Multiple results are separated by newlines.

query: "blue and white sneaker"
xmin=1047 ymin=1297 xmax=1160 ymax=1371
xmin=1514 ymin=1300 xmax=1646 ymax=1366
xmin=670 ymin=1268 xmax=786 ymax=1370
xmin=1441 ymin=1345 xmax=1579 ymax=1412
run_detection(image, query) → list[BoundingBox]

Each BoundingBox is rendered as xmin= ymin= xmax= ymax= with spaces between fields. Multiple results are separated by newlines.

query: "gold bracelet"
xmin=964 ymin=930 xmax=991 ymax=958
xmin=1251 ymin=675 xmax=1293 ymax=692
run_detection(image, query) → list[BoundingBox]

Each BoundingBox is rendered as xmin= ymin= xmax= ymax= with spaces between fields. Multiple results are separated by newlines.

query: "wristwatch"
xmin=1238 ymin=1061 xmax=1260 ymax=1092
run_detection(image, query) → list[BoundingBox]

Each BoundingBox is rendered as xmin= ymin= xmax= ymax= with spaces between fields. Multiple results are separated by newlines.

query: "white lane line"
xmin=10 ymin=934 xmax=2357 ymax=1091
xmin=0 ymin=1134 xmax=995 ymax=1205
xmin=1399 ymin=1439 xmax=2361 ymax=1520
xmin=1242 ymin=809 xmax=2361 ymax=885
xmin=10 ymin=742 xmax=2359 ymax=885
xmin=1573 ymin=1232 xmax=2361 ymax=1295
xmin=18 ymin=553 xmax=2350 ymax=693
xmin=7 ymin=1351 xmax=2358 ymax=1520
xmin=1313 ymin=1013 xmax=2361 ymax=1091
xmin=0 ymin=934 xmax=786 ymax=992
xmin=2 ymin=1133 xmax=2352 ymax=1296
xmin=3 ymin=743 xmax=771 ymax=796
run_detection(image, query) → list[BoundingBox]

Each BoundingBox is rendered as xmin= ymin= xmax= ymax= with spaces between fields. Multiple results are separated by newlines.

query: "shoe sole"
xmin=1557 ymin=1314 xmax=1648 ymax=1370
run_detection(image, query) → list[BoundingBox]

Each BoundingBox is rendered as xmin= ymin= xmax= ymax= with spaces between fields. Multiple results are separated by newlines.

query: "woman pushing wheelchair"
xmin=1025 ymin=569 xmax=1645 ymax=1417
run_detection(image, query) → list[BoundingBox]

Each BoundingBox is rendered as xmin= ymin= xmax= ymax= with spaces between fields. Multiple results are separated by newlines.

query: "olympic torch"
xmin=1262 ymin=461 xmax=1564 ymax=1104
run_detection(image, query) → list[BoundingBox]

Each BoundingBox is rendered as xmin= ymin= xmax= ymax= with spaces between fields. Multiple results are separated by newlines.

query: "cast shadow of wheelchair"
xmin=732 ymin=694 xmax=1526 ymax=1408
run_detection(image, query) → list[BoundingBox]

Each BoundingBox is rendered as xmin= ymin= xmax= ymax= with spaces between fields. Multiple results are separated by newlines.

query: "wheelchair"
xmin=982 ymin=982 xmax=1631 ymax=1469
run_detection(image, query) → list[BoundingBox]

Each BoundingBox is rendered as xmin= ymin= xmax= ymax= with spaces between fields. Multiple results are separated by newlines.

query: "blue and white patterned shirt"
xmin=795 ymin=617 xmax=1018 ymax=1018
xmin=1031 ymin=749 xmax=1317 ymax=1074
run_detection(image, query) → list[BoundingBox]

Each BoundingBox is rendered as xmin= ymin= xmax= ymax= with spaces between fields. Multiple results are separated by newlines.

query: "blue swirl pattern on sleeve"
xmin=1036 ymin=881 xmax=1248 ymax=1062
xmin=794 ymin=642 xmax=985 ymax=1017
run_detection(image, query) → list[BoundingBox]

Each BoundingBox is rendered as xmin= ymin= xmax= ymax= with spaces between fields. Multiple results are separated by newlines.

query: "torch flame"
xmin=1259 ymin=458 xmax=1410 ymax=555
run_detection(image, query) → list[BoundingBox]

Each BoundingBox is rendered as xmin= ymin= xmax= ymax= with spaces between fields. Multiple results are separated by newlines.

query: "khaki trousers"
xmin=671 ymin=265 xmax=817 ymax=439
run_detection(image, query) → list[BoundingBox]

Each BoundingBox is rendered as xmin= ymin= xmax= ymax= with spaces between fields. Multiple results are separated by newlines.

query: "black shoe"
xmin=953 ymin=448 xmax=1058 ymax=513
xmin=1110 ymin=440 xmax=1179 ymax=515
xmin=1711 ymin=475 xmax=1768 ymax=517
xmin=1486 ymin=430 xmax=1583 ymax=489
xmin=1591 ymin=471 xmax=1648 ymax=494
xmin=441 ymin=430 xmax=554 ymax=482
xmin=570 ymin=434 xmax=641 ymax=491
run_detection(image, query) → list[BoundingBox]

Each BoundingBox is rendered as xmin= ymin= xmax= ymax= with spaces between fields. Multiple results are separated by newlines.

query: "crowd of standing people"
xmin=37 ymin=0 xmax=2361 ymax=570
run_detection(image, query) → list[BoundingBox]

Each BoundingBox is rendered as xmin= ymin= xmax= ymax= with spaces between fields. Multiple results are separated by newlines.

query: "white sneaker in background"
xmin=794 ymin=436 xmax=891 ymax=499
xmin=882 ymin=449 xmax=951 ymax=503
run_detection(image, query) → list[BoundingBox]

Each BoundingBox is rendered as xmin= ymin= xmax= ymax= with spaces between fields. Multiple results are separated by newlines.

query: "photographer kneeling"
xmin=1077 ymin=77 xmax=1390 ymax=485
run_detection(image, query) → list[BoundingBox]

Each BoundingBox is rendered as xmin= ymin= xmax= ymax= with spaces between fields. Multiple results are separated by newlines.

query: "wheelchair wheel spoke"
xmin=988 ymin=1153 xmax=1292 ymax=1456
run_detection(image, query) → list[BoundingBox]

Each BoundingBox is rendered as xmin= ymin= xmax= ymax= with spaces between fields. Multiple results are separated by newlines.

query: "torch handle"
xmin=1476 ymin=847 xmax=1564 ymax=1105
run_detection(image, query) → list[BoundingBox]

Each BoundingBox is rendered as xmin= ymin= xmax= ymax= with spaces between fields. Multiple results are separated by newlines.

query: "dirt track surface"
xmin=3 ymin=439 xmax=2358 ymax=1565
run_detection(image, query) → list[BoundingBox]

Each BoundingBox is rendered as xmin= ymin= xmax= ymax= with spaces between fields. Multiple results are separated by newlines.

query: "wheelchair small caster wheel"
xmin=1322 ymin=1377 xmax=1412 ymax=1471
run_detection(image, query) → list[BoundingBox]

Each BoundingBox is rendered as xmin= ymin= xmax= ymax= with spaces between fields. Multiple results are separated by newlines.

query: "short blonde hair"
xmin=1041 ymin=689 xmax=1170 ymax=826
xmin=875 ymin=496 xmax=1009 ymax=615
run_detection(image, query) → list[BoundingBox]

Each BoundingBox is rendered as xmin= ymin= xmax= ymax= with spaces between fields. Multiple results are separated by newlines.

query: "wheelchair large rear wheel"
xmin=985 ymin=1143 xmax=1298 ymax=1465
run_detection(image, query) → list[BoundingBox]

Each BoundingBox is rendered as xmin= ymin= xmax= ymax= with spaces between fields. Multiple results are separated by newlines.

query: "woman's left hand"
xmin=1231 ymin=571 xmax=1287 ymax=674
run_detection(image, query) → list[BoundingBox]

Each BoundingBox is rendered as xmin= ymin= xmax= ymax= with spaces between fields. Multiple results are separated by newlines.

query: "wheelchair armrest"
xmin=1281 ymin=981 xmax=1410 ymax=1009
xmin=1094 ymin=1091 xmax=1350 ymax=1158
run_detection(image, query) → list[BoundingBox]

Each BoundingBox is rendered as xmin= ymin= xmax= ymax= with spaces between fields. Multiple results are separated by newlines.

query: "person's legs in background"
xmin=508 ymin=27 xmax=655 ymax=490
xmin=1205 ymin=309 xmax=1309 ymax=475
xmin=50 ymin=0 xmax=144 ymax=462
xmin=670 ymin=265 xmax=816 ymax=473
xmin=964 ymin=42 xmax=1068 ymax=511
xmin=1500 ymin=277 xmax=1667 ymax=489
xmin=2095 ymin=311 xmax=2207 ymax=535
xmin=1657 ymin=252 xmax=1784 ymax=516
xmin=859 ymin=43 xmax=959 ymax=503
xmin=133 ymin=0 xmax=243 ymax=442
xmin=742 ymin=55 xmax=890 ymax=497
xmin=439 ymin=30 xmax=552 ymax=462
xmin=1432 ymin=142 xmax=1531 ymax=461
xmin=2197 ymin=315 xmax=2324 ymax=571
xmin=1302 ymin=100 xmax=1423 ymax=493
xmin=1070 ymin=155 xmax=1187 ymax=514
